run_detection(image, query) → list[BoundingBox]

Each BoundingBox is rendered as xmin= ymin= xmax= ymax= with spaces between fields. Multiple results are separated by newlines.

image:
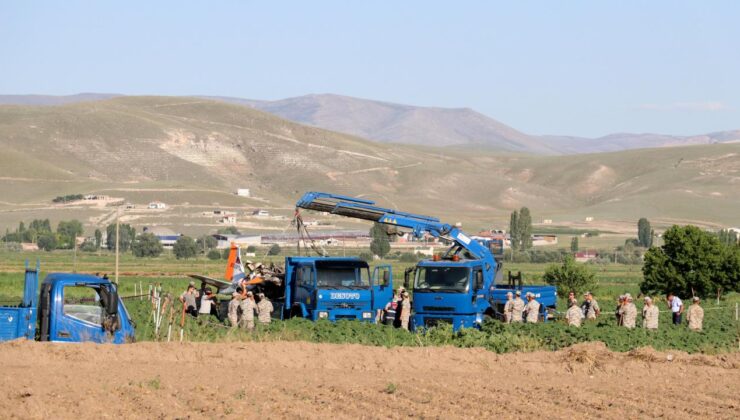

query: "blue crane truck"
xmin=296 ymin=192 xmax=557 ymax=331
xmin=0 ymin=262 xmax=135 ymax=343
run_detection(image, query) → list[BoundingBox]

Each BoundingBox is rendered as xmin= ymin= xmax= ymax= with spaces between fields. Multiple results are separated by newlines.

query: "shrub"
xmin=173 ymin=236 xmax=198 ymax=259
xmin=267 ymin=244 xmax=282 ymax=256
xmin=37 ymin=234 xmax=57 ymax=251
xmin=358 ymin=252 xmax=373 ymax=262
xmin=543 ymin=255 xmax=596 ymax=297
xmin=207 ymin=249 xmax=222 ymax=260
xmin=399 ymin=252 xmax=419 ymax=263
xmin=132 ymin=233 xmax=164 ymax=258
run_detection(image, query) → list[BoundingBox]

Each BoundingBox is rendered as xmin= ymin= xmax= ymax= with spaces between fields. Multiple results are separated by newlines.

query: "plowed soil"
xmin=1 ymin=340 xmax=738 ymax=419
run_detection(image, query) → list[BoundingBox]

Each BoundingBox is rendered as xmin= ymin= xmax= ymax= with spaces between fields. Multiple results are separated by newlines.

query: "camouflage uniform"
xmin=586 ymin=299 xmax=600 ymax=320
xmin=566 ymin=304 xmax=583 ymax=327
xmin=257 ymin=298 xmax=273 ymax=324
xmin=642 ymin=304 xmax=659 ymax=330
xmin=240 ymin=298 xmax=256 ymax=330
xmin=621 ymin=302 xmax=637 ymax=328
xmin=524 ymin=299 xmax=540 ymax=323
xmin=503 ymin=299 xmax=513 ymax=323
xmin=511 ymin=297 xmax=525 ymax=323
xmin=399 ymin=298 xmax=411 ymax=330
xmin=687 ymin=303 xmax=704 ymax=331
xmin=227 ymin=297 xmax=240 ymax=328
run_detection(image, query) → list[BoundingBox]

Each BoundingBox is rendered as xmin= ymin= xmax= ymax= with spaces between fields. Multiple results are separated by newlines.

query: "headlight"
xmin=475 ymin=314 xmax=482 ymax=324
xmin=318 ymin=311 xmax=329 ymax=319
xmin=362 ymin=312 xmax=373 ymax=319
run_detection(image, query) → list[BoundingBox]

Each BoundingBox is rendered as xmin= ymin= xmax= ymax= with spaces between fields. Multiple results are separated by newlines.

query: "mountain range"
xmin=2 ymin=93 xmax=738 ymax=155
xmin=0 ymin=96 xmax=737 ymax=232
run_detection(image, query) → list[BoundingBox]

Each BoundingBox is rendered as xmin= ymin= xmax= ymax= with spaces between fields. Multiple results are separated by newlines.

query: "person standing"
xmin=198 ymin=288 xmax=220 ymax=320
xmin=240 ymin=291 xmax=257 ymax=331
xmin=383 ymin=290 xmax=400 ymax=326
xmin=642 ymin=296 xmax=659 ymax=330
xmin=227 ymin=291 xmax=240 ymax=328
xmin=566 ymin=300 xmax=584 ymax=327
xmin=582 ymin=292 xmax=600 ymax=320
xmin=179 ymin=283 xmax=200 ymax=318
xmin=511 ymin=290 xmax=525 ymax=323
xmin=621 ymin=296 xmax=637 ymax=329
xmin=524 ymin=292 xmax=540 ymax=323
xmin=399 ymin=291 xmax=411 ymax=331
xmin=503 ymin=292 xmax=514 ymax=323
xmin=667 ymin=293 xmax=684 ymax=325
xmin=256 ymin=293 xmax=273 ymax=325
xmin=686 ymin=296 xmax=704 ymax=331
xmin=615 ymin=295 xmax=625 ymax=326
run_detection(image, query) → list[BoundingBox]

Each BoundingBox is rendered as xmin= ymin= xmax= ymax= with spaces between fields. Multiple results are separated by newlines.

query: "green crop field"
xmin=1 ymin=249 xmax=737 ymax=354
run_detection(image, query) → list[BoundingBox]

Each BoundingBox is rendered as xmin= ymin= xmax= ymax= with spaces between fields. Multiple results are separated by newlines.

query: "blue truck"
xmin=0 ymin=262 xmax=136 ymax=343
xmin=296 ymin=192 xmax=557 ymax=331
xmin=280 ymin=257 xmax=393 ymax=322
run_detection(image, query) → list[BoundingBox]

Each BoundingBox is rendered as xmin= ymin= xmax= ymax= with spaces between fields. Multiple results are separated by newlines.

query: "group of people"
xmin=563 ymin=290 xmax=704 ymax=331
xmin=381 ymin=287 xmax=411 ymax=330
xmin=227 ymin=287 xmax=273 ymax=330
xmin=179 ymin=281 xmax=274 ymax=330
xmin=503 ymin=290 xmax=543 ymax=323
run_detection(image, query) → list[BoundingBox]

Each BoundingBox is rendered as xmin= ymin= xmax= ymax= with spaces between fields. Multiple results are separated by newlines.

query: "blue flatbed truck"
xmin=0 ymin=263 xmax=136 ymax=343
xmin=296 ymin=192 xmax=558 ymax=331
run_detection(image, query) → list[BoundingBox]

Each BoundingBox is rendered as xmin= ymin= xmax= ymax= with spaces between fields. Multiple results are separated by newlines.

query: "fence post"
xmin=736 ymin=302 xmax=738 ymax=321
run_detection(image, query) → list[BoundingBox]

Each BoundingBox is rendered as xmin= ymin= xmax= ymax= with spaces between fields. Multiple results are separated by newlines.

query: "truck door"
xmin=290 ymin=265 xmax=314 ymax=317
xmin=54 ymin=285 xmax=109 ymax=343
xmin=372 ymin=265 xmax=393 ymax=314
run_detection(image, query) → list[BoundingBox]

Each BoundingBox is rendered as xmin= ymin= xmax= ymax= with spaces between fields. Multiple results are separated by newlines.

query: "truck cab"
xmin=1 ymin=265 xmax=135 ymax=343
xmin=283 ymin=257 xmax=393 ymax=322
xmin=409 ymin=258 xmax=558 ymax=331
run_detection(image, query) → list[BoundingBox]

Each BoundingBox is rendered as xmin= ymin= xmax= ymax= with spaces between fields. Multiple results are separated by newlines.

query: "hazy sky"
xmin=1 ymin=1 xmax=738 ymax=137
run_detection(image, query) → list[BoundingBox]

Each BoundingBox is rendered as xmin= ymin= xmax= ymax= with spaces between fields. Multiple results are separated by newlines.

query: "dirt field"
xmin=1 ymin=340 xmax=738 ymax=419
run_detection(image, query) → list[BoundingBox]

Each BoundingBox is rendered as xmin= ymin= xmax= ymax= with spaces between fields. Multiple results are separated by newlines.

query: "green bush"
xmin=132 ymin=233 xmax=164 ymax=258
xmin=207 ymin=250 xmax=221 ymax=260
xmin=173 ymin=236 xmax=198 ymax=259
xmin=267 ymin=244 xmax=282 ymax=256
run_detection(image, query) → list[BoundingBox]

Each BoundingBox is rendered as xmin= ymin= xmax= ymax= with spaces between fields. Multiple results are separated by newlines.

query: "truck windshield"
xmin=316 ymin=267 xmax=370 ymax=289
xmin=414 ymin=266 xmax=470 ymax=293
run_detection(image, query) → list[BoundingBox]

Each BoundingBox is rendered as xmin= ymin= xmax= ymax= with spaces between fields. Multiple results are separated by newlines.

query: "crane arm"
xmin=295 ymin=192 xmax=494 ymax=264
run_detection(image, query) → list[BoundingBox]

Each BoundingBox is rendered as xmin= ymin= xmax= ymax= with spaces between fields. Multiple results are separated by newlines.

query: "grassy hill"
xmin=0 ymin=96 xmax=737 ymax=235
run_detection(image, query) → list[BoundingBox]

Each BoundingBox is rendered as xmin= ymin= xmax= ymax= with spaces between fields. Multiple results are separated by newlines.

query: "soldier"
xmin=621 ymin=295 xmax=637 ymax=329
xmin=511 ymin=290 xmax=525 ymax=323
xmin=582 ymin=292 xmax=601 ymax=320
xmin=524 ymin=292 xmax=540 ymax=323
xmin=256 ymin=293 xmax=273 ymax=325
xmin=615 ymin=295 xmax=625 ymax=326
xmin=686 ymin=296 xmax=704 ymax=331
xmin=240 ymin=291 xmax=257 ymax=331
xmin=503 ymin=292 xmax=514 ymax=323
xmin=399 ymin=291 xmax=411 ymax=330
xmin=227 ymin=290 xmax=240 ymax=328
xmin=642 ymin=296 xmax=659 ymax=330
xmin=566 ymin=300 xmax=584 ymax=327
xmin=567 ymin=291 xmax=577 ymax=307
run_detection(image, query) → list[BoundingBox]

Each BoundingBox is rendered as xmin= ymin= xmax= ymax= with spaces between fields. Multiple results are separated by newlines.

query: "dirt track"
xmin=1 ymin=340 xmax=738 ymax=419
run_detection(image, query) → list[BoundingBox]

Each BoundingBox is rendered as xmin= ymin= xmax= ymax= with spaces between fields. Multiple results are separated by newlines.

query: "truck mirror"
xmin=382 ymin=270 xmax=390 ymax=285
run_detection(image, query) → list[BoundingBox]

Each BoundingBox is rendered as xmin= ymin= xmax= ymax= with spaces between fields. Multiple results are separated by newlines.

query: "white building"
xmin=219 ymin=215 xmax=237 ymax=225
xmin=148 ymin=201 xmax=167 ymax=210
xmin=236 ymin=188 xmax=251 ymax=197
xmin=252 ymin=209 xmax=269 ymax=217
xmin=212 ymin=234 xmax=262 ymax=249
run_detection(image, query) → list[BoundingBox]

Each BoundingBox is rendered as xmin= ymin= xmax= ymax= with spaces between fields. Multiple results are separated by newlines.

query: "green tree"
xmin=369 ymin=223 xmax=391 ymax=258
xmin=217 ymin=226 xmax=240 ymax=235
xmin=637 ymin=218 xmax=653 ymax=248
xmin=37 ymin=233 xmax=57 ymax=252
xmin=570 ymin=236 xmax=579 ymax=252
xmin=641 ymin=225 xmax=740 ymax=298
xmin=57 ymin=220 xmax=84 ymax=249
xmin=518 ymin=207 xmax=533 ymax=250
xmin=246 ymin=245 xmax=257 ymax=253
xmin=543 ymin=255 xmax=596 ymax=297
xmin=173 ymin=236 xmax=198 ymax=259
xmin=509 ymin=210 xmax=520 ymax=251
xmin=94 ymin=229 xmax=102 ymax=249
xmin=106 ymin=223 xmax=135 ymax=252
xmin=267 ymin=243 xmax=282 ymax=256
xmin=718 ymin=229 xmax=738 ymax=246
xmin=79 ymin=240 xmax=98 ymax=252
xmin=207 ymin=249 xmax=222 ymax=260
xmin=132 ymin=233 xmax=164 ymax=257
xmin=196 ymin=235 xmax=218 ymax=252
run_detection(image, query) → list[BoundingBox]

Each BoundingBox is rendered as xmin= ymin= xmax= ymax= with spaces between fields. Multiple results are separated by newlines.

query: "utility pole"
xmin=115 ymin=207 xmax=120 ymax=285
xmin=73 ymin=237 xmax=77 ymax=273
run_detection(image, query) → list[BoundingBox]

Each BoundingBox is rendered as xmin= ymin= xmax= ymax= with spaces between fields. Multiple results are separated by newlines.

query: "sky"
xmin=1 ymin=1 xmax=738 ymax=137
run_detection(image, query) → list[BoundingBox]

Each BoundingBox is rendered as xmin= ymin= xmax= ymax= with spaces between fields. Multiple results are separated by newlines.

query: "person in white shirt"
xmin=666 ymin=292 xmax=684 ymax=325
xmin=198 ymin=288 xmax=220 ymax=320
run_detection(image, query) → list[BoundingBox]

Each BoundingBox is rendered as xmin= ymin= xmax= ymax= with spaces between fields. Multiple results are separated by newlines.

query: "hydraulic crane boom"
xmin=296 ymin=192 xmax=497 ymax=278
